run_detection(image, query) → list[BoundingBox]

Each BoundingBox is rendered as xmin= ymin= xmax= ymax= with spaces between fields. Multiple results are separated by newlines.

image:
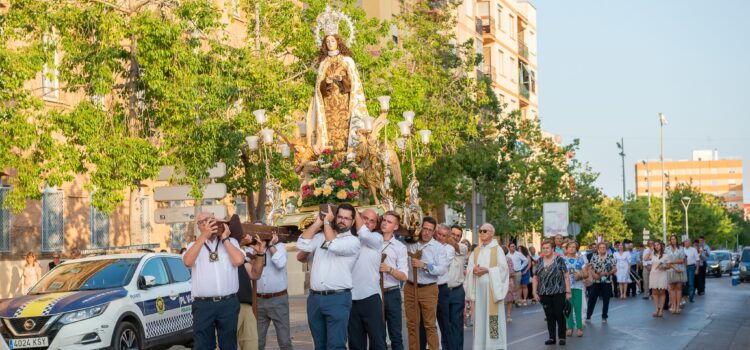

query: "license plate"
xmin=8 ymin=337 xmax=49 ymax=349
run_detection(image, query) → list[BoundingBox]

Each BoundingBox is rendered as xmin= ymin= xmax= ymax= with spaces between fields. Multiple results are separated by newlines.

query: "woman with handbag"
xmin=665 ymin=235 xmax=687 ymax=314
xmin=532 ymin=240 xmax=572 ymax=346
xmin=649 ymin=241 xmax=669 ymax=317
xmin=563 ymin=241 xmax=588 ymax=337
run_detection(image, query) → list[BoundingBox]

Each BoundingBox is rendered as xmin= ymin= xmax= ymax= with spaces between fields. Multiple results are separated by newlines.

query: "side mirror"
xmin=138 ymin=275 xmax=156 ymax=289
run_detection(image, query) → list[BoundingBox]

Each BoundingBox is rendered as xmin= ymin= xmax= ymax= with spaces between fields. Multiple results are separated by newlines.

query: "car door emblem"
xmin=23 ymin=319 xmax=36 ymax=331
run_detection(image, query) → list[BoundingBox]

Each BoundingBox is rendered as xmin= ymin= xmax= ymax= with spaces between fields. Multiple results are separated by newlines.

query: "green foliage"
xmin=579 ymin=197 xmax=631 ymax=245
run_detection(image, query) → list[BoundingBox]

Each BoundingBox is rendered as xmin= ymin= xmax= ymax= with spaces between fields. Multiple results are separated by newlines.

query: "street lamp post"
xmin=617 ymin=138 xmax=626 ymax=202
xmin=642 ymin=160 xmax=651 ymax=207
xmin=659 ymin=113 xmax=668 ymax=243
xmin=681 ymin=196 xmax=691 ymax=240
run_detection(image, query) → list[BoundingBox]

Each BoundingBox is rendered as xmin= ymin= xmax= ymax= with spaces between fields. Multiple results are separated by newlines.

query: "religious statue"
xmin=305 ymin=6 xmax=368 ymax=160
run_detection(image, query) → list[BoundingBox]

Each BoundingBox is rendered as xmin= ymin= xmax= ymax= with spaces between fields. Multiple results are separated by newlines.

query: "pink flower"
xmin=323 ymin=148 xmax=332 ymax=154
xmin=335 ymin=180 xmax=345 ymax=187
xmin=311 ymin=167 xmax=321 ymax=173
xmin=332 ymin=161 xmax=341 ymax=169
xmin=351 ymin=173 xmax=358 ymax=180
xmin=347 ymin=191 xmax=356 ymax=199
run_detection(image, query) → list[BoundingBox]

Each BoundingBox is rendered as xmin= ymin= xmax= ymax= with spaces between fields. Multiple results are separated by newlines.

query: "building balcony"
xmin=483 ymin=66 xmax=496 ymax=81
xmin=481 ymin=16 xmax=497 ymax=43
xmin=519 ymin=83 xmax=530 ymax=101
xmin=518 ymin=41 xmax=529 ymax=61
xmin=475 ymin=17 xmax=483 ymax=34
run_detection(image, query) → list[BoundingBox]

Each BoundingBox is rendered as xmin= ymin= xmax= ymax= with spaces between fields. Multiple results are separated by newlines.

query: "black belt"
xmin=687 ymin=264 xmax=696 ymax=267
xmin=384 ymin=286 xmax=401 ymax=292
xmin=407 ymin=281 xmax=436 ymax=288
xmin=438 ymin=283 xmax=447 ymax=287
xmin=194 ymin=293 xmax=236 ymax=302
xmin=310 ymin=288 xmax=351 ymax=296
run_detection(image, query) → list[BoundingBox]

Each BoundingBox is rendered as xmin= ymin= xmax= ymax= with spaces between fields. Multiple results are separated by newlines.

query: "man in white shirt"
xmin=683 ymin=238 xmax=699 ymax=302
xmin=252 ymin=231 xmax=293 ymax=350
xmin=297 ymin=203 xmax=361 ymax=350
xmin=508 ymin=242 xmax=527 ymax=307
xmin=379 ymin=211 xmax=409 ymax=350
xmin=424 ymin=224 xmax=454 ymax=350
xmin=447 ymin=225 xmax=468 ymax=350
xmin=348 ymin=208 xmax=386 ymax=350
xmin=405 ymin=217 xmax=449 ymax=350
xmin=182 ymin=212 xmax=246 ymax=350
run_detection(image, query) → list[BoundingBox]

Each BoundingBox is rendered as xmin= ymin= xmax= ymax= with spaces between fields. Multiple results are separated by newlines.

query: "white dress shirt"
xmin=643 ymin=247 xmax=653 ymax=267
xmin=382 ymin=237 xmax=409 ymax=289
xmin=685 ymin=246 xmax=699 ymax=266
xmin=448 ymin=243 xmax=469 ymax=288
xmin=510 ymin=251 xmax=528 ymax=272
xmin=247 ymin=242 xmax=288 ymax=294
xmin=351 ymin=226 xmax=384 ymax=300
xmin=297 ymin=230 xmax=361 ymax=291
xmin=406 ymin=238 xmax=449 ymax=284
xmin=437 ymin=243 xmax=455 ymax=285
xmin=185 ymin=237 xmax=242 ymax=298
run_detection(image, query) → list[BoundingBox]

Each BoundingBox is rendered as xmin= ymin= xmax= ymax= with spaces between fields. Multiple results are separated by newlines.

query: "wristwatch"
xmin=221 ymin=237 xmax=230 ymax=244
xmin=324 ymin=220 xmax=331 ymax=226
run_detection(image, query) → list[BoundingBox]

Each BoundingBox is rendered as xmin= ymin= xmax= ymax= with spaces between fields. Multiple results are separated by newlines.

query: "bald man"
xmin=348 ymin=208 xmax=387 ymax=350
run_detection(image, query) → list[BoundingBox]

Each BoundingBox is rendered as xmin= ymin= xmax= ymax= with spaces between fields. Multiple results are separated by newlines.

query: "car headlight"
xmin=711 ymin=264 xmax=719 ymax=269
xmin=59 ymin=303 xmax=108 ymax=325
xmin=741 ymin=265 xmax=747 ymax=272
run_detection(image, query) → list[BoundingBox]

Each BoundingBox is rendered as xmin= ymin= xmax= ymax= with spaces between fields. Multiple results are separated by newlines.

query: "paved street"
xmin=170 ymin=276 xmax=750 ymax=349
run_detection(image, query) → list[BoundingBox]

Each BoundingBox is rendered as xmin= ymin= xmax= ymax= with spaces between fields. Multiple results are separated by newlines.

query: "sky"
xmin=533 ymin=0 xmax=750 ymax=200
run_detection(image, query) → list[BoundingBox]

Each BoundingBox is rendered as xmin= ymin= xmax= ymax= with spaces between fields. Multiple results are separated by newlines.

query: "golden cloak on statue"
xmin=305 ymin=6 xmax=368 ymax=160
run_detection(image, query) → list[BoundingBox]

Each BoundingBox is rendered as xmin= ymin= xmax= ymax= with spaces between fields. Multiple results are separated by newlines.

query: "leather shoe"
xmin=545 ymin=339 xmax=556 ymax=345
xmin=559 ymin=339 xmax=566 ymax=346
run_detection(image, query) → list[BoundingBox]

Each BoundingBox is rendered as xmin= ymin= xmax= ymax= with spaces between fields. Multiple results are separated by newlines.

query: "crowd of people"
xmin=179 ymin=205 xmax=715 ymax=350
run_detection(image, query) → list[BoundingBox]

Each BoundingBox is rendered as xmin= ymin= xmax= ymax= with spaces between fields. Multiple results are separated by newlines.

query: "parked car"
xmin=0 ymin=252 xmax=193 ymax=350
xmin=739 ymin=248 xmax=750 ymax=282
xmin=707 ymin=250 xmax=733 ymax=277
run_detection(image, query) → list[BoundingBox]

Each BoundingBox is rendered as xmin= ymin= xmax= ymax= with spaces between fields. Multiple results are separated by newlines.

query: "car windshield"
xmin=742 ymin=250 xmax=750 ymax=263
xmin=28 ymin=258 xmax=139 ymax=294
xmin=715 ymin=252 xmax=731 ymax=261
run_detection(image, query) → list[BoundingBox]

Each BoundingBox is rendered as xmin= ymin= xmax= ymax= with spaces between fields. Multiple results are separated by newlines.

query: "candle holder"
xmin=253 ymin=109 xmax=267 ymax=125
xmin=377 ymin=96 xmax=391 ymax=112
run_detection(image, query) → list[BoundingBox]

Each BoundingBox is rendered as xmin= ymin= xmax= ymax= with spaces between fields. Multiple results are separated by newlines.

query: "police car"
xmin=0 ymin=251 xmax=193 ymax=349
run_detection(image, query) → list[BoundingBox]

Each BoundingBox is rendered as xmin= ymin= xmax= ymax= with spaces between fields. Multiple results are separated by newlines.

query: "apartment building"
xmin=635 ymin=150 xmax=744 ymax=210
xmin=360 ymin=0 xmax=539 ymax=120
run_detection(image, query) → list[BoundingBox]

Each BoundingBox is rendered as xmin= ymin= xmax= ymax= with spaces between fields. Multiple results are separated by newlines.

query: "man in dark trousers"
xmin=183 ymin=212 xmax=246 ymax=350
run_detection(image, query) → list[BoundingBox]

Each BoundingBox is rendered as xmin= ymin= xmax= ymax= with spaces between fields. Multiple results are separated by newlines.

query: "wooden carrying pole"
xmin=380 ymin=253 xmax=387 ymax=321
xmin=408 ymin=250 xmax=423 ymax=348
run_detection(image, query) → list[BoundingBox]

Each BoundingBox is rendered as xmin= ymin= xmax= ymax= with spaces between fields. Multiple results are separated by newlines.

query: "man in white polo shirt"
xmin=379 ymin=211 xmax=409 ymax=350
xmin=183 ymin=212 xmax=246 ymax=350
xmin=297 ymin=203 xmax=361 ymax=350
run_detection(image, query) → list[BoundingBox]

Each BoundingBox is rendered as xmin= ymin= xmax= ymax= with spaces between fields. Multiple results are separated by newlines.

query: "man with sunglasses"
xmin=297 ymin=203 xmax=361 ymax=350
xmin=183 ymin=212 xmax=246 ymax=350
xmin=404 ymin=216 xmax=449 ymax=350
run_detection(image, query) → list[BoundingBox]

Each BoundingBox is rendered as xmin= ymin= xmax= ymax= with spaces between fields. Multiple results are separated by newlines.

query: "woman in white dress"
xmin=613 ymin=242 xmax=631 ymax=300
xmin=649 ymin=241 xmax=669 ymax=317
xmin=17 ymin=252 xmax=42 ymax=295
xmin=665 ymin=235 xmax=687 ymax=314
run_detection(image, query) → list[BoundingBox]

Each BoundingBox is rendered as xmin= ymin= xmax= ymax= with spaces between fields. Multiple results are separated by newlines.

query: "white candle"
xmin=253 ymin=109 xmax=267 ymax=125
xmin=398 ymin=121 xmax=411 ymax=136
xmin=297 ymin=121 xmax=307 ymax=136
xmin=403 ymin=111 xmax=415 ymax=124
xmin=419 ymin=129 xmax=432 ymax=145
xmin=362 ymin=116 xmax=374 ymax=131
xmin=246 ymin=136 xmax=259 ymax=151
xmin=261 ymin=128 xmax=274 ymax=144
xmin=377 ymin=96 xmax=391 ymax=111
xmin=280 ymin=144 xmax=291 ymax=158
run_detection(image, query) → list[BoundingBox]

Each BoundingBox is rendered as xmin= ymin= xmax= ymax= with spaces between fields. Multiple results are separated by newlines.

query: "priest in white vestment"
xmin=464 ymin=223 xmax=510 ymax=350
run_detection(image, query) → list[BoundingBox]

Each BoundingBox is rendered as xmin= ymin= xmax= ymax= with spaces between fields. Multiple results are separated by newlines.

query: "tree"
xmin=580 ymin=197 xmax=631 ymax=245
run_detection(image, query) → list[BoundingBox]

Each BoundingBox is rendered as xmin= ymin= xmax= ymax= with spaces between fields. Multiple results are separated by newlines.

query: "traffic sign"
xmin=567 ymin=222 xmax=581 ymax=237
xmin=154 ymin=205 xmax=228 ymax=224
xmin=643 ymin=229 xmax=650 ymax=241
xmin=153 ymin=183 xmax=227 ymax=202
xmin=156 ymin=162 xmax=226 ymax=181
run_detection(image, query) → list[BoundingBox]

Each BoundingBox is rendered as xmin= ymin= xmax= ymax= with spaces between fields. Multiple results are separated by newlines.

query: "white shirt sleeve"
xmin=429 ymin=244 xmax=450 ymax=276
xmin=328 ymin=235 xmax=361 ymax=257
xmin=270 ymin=243 xmax=288 ymax=269
xmin=297 ymin=233 xmax=322 ymax=253
xmin=396 ymin=244 xmax=409 ymax=275
xmin=357 ymin=225 xmax=383 ymax=250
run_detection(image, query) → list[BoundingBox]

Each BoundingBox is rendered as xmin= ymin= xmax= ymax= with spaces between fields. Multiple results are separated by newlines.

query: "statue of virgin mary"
xmin=305 ymin=6 xmax=368 ymax=159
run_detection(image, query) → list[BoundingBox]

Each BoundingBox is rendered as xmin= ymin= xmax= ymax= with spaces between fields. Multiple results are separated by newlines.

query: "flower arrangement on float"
xmin=298 ymin=148 xmax=362 ymax=207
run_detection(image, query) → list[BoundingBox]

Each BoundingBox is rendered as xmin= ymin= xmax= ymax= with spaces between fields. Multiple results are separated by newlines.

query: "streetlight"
xmin=659 ymin=113 xmax=668 ymax=243
xmin=681 ymin=196 xmax=691 ymax=240
xmin=617 ymin=138 xmax=626 ymax=202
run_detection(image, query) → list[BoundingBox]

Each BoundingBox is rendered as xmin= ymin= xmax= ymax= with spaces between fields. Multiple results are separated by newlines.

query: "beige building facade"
xmin=635 ymin=150 xmax=744 ymax=210
xmin=359 ymin=0 xmax=539 ymax=119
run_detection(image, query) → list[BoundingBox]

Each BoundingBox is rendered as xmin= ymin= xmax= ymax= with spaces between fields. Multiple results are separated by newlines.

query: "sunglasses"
xmin=479 ymin=229 xmax=490 ymax=233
